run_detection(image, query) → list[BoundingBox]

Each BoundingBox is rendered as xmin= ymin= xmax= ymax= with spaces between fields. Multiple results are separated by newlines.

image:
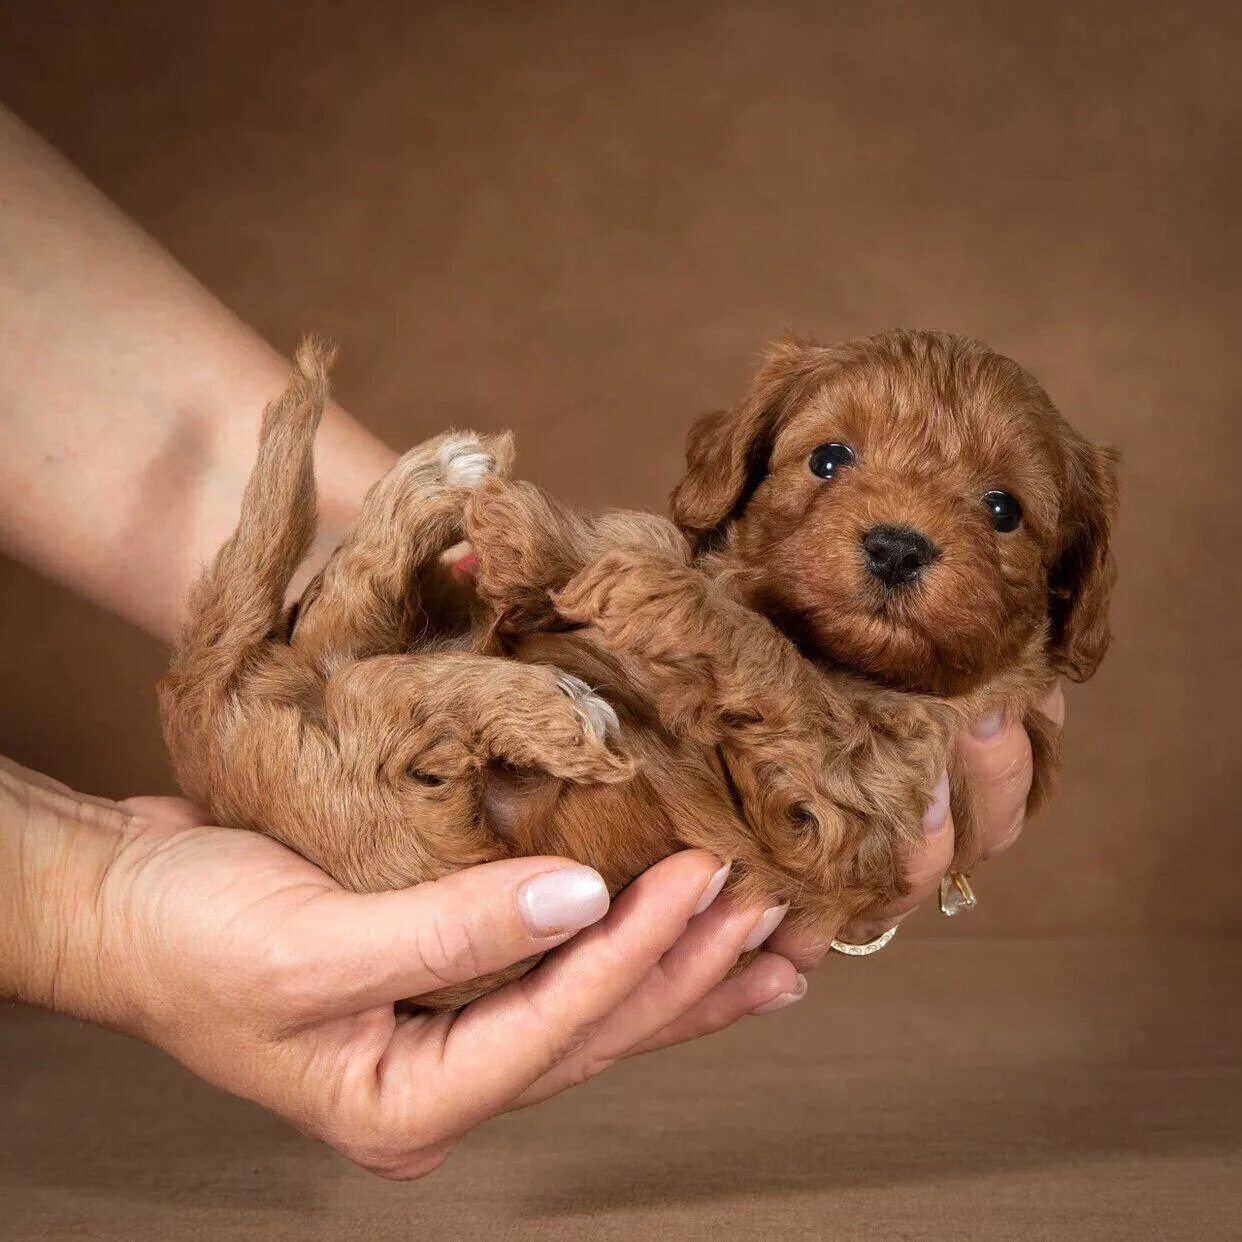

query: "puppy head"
xmin=672 ymin=330 xmax=1118 ymax=694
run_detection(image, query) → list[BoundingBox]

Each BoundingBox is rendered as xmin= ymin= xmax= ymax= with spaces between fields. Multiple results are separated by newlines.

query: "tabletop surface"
xmin=3 ymin=934 xmax=1239 ymax=1241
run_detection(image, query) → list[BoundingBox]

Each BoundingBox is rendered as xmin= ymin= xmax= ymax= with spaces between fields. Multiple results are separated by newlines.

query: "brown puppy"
xmin=160 ymin=331 xmax=1116 ymax=1008
xmin=666 ymin=329 xmax=1118 ymax=859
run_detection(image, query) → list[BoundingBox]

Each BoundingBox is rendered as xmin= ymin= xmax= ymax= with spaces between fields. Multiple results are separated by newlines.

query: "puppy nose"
xmin=862 ymin=524 xmax=938 ymax=587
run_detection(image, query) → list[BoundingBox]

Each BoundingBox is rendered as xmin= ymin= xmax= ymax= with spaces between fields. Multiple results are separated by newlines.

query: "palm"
xmin=120 ymin=796 xmax=348 ymax=991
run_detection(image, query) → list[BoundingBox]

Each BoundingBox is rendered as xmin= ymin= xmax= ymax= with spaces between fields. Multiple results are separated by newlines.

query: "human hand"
xmin=766 ymin=683 xmax=1066 ymax=969
xmin=2 ymin=764 xmax=802 ymax=1180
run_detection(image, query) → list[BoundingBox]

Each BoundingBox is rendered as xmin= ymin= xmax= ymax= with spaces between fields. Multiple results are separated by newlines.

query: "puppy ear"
xmin=1048 ymin=432 xmax=1119 ymax=681
xmin=671 ymin=339 xmax=818 ymax=548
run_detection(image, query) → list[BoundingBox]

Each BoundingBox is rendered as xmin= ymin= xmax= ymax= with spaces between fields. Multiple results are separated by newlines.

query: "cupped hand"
xmin=766 ymin=683 xmax=1066 ymax=970
xmin=91 ymin=796 xmax=801 ymax=1180
xmin=7 ymin=675 xmax=1061 ymax=1184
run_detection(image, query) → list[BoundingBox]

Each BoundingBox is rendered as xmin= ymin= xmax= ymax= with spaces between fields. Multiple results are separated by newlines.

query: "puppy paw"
xmin=489 ymin=666 xmax=634 ymax=786
xmin=392 ymin=430 xmax=513 ymax=492
xmin=464 ymin=477 xmax=577 ymax=630
xmin=438 ymin=433 xmax=496 ymax=488
xmin=554 ymin=551 xmax=705 ymax=651
xmin=553 ymin=550 xmax=643 ymax=625
xmin=554 ymin=671 xmax=621 ymax=741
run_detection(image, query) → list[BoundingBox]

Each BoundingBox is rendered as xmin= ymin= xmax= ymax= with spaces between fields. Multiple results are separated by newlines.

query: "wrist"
xmin=0 ymin=760 xmax=141 ymax=1031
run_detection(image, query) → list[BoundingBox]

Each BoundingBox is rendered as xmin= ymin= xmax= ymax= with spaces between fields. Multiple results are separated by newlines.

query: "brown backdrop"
xmin=1 ymin=0 xmax=1238 ymax=939
xmin=3 ymin=5 xmax=1241 ymax=1238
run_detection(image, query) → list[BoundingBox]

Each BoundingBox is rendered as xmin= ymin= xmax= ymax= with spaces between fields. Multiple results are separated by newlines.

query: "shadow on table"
xmin=517 ymin=936 xmax=1242 ymax=1218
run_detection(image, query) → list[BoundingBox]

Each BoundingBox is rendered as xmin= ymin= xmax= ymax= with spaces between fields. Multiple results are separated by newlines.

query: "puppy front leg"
xmin=466 ymin=477 xmax=691 ymax=633
xmin=556 ymin=553 xmax=942 ymax=915
xmin=553 ymin=551 xmax=823 ymax=744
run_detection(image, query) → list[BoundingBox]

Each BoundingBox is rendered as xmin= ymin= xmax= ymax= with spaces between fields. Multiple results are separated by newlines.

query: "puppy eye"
xmin=982 ymin=490 xmax=1023 ymax=533
xmin=808 ymin=442 xmax=855 ymax=480
xmin=408 ymin=768 xmax=446 ymax=788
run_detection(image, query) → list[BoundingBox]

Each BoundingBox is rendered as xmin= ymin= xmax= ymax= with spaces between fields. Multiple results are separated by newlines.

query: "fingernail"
xmin=751 ymin=974 xmax=807 ymax=1015
xmin=924 ymin=771 xmax=951 ymax=834
xmin=517 ymin=866 xmax=610 ymax=937
xmin=742 ymin=903 xmax=789 ymax=952
xmin=971 ymin=711 xmax=1006 ymax=741
xmin=693 ymin=860 xmax=732 ymax=915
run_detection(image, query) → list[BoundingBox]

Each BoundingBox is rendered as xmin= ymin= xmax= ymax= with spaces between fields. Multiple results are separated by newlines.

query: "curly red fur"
xmin=160 ymin=330 xmax=1117 ymax=1008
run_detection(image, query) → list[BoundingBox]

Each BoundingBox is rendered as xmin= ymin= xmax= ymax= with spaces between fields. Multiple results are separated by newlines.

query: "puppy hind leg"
xmin=328 ymin=652 xmax=635 ymax=787
xmin=170 ymin=337 xmax=332 ymax=690
xmin=460 ymin=657 xmax=635 ymax=786
xmin=291 ymin=431 xmax=513 ymax=667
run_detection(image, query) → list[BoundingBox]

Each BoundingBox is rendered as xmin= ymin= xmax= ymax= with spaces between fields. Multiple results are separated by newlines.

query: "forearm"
xmin=0 ymin=107 xmax=396 ymax=642
xmin=0 ymin=757 xmax=135 ymax=1029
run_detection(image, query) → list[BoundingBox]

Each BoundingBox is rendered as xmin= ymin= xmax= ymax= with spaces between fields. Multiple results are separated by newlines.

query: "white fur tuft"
xmin=554 ymin=672 xmax=620 ymax=740
xmin=438 ymin=434 xmax=494 ymax=487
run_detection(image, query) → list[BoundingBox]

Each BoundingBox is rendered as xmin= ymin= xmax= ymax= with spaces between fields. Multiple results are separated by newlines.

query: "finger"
xmin=625 ymin=952 xmax=806 ymax=1056
xmin=1039 ymin=681 xmax=1066 ymax=727
xmin=0 ymin=753 xmax=121 ymax=814
xmin=959 ymin=712 xmax=1035 ymax=861
xmin=117 ymin=795 xmax=212 ymax=830
xmin=827 ymin=772 xmax=957 ymax=947
xmin=767 ymin=781 xmax=955 ymax=969
xmin=763 ymin=920 xmax=839 ymax=973
xmin=510 ymin=885 xmax=794 ymax=1108
xmin=294 ymin=856 xmax=612 ymax=1013
xmin=393 ymin=849 xmax=723 ymax=1134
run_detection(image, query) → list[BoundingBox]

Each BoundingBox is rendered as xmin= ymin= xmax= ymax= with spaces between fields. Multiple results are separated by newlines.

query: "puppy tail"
xmin=170 ymin=337 xmax=334 ymax=689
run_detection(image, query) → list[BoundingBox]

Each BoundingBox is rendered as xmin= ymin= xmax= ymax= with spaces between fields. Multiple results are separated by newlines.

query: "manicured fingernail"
xmin=517 ymin=866 xmax=610 ymax=937
xmin=924 ymin=771 xmax=951 ymax=834
xmin=971 ymin=711 xmax=1006 ymax=741
xmin=693 ymin=860 xmax=732 ymax=915
xmin=751 ymin=974 xmax=807 ymax=1015
xmin=742 ymin=903 xmax=789 ymax=952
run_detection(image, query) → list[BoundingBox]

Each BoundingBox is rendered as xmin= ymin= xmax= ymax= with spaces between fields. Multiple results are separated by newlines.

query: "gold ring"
xmin=829 ymin=925 xmax=898 ymax=956
xmin=939 ymin=871 xmax=977 ymax=917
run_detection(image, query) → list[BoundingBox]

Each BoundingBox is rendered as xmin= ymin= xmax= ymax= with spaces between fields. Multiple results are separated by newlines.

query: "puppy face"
xmin=672 ymin=331 xmax=1118 ymax=695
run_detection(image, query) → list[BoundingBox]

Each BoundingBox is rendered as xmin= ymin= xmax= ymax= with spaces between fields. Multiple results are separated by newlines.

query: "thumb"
xmin=297 ymin=857 xmax=611 ymax=1013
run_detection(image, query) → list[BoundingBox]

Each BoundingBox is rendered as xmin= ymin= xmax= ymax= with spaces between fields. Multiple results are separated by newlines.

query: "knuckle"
xmin=646 ymin=956 xmax=684 ymax=1001
xmin=415 ymin=907 xmax=486 ymax=988
xmin=579 ymin=921 xmax=642 ymax=980
xmin=751 ymin=950 xmax=799 ymax=994
xmin=983 ymin=814 xmax=1026 ymax=860
xmin=564 ymin=1049 xmax=620 ymax=1088
xmin=992 ymin=747 xmax=1035 ymax=802
xmin=975 ymin=730 xmax=1034 ymax=799
xmin=511 ymin=974 xmax=605 ymax=1064
xmin=555 ymin=1028 xmax=596 ymax=1062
